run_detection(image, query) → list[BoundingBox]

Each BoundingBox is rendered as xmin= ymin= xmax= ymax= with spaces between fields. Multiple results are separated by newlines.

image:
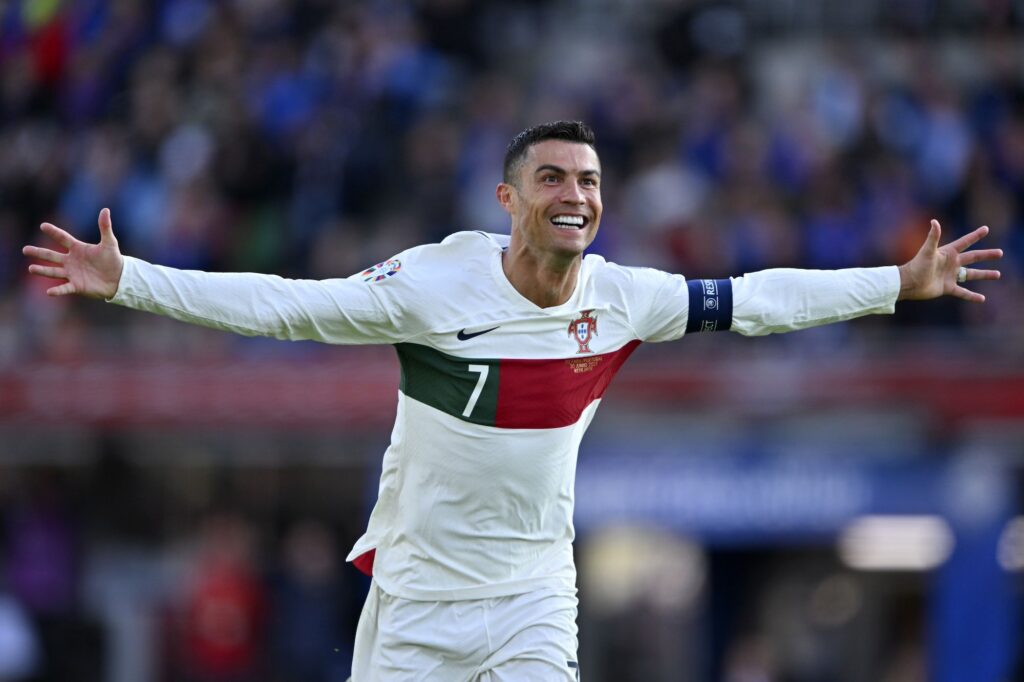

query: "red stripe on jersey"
xmin=352 ymin=549 xmax=375 ymax=576
xmin=494 ymin=340 xmax=641 ymax=429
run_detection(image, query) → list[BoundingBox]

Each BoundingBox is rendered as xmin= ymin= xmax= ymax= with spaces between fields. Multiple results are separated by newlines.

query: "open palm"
xmin=898 ymin=219 xmax=1002 ymax=302
xmin=22 ymin=208 xmax=124 ymax=299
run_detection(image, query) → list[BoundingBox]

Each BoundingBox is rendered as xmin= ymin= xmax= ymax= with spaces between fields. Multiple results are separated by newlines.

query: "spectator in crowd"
xmin=269 ymin=519 xmax=351 ymax=682
xmin=171 ymin=513 xmax=268 ymax=682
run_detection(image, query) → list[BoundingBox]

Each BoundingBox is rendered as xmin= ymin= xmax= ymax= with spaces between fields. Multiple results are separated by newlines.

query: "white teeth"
xmin=551 ymin=215 xmax=585 ymax=228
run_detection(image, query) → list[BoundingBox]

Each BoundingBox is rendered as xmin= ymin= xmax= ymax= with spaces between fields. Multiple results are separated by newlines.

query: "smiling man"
xmin=498 ymin=129 xmax=603 ymax=308
xmin=22 ymin=120 xmax=1002 ymax=681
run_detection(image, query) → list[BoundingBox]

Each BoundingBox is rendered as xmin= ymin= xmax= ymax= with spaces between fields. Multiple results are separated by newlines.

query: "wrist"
xmin=897 ymin=263 xmax=919 ymax=300
xmin=103 ymin=255 xmax=126 ymax=301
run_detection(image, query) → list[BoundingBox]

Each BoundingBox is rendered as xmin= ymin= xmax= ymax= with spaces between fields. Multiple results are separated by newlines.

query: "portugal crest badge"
xmin=568 ymin=309 xmax=598 ymax=354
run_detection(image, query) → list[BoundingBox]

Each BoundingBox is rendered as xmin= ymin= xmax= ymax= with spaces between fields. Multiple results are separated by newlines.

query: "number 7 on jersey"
xmin=462 ymin=364 xmax=489 ymax=417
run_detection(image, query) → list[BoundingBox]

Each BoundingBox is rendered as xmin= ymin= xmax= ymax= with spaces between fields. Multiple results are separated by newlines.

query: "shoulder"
xmin=355 ymin=231 xmax=503 ymax=298
xmin=439 ymin=230 xmax=509 ymax=257
xmin=581 ymin=256 xmax=693 ymax=343
xmin=361 ymin=231 xmax=503 ymax=278
xmin=582 ymin=253 xmax=680 ymax=292
xmin=398 ymin=231 xmax=507 ymax=267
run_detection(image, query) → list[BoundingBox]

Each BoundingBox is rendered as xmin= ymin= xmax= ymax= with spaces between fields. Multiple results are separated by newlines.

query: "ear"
xmin=496 ymin=182 xmax=516 ymax=215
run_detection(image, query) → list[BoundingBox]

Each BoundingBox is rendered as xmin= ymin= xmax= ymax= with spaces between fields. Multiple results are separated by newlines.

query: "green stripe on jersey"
xmin=395 ymin=343 xmax=500 ymax=425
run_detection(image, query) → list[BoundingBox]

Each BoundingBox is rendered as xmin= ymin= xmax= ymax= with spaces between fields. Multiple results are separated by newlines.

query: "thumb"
xmin=925 ymin=219 xmax=941 ymax=251
xmin=98 ymin=208 xmax=117 ymax=245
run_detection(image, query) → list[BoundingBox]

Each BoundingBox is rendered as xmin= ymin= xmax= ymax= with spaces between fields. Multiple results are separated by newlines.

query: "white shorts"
xmin=350 ymin=581 xmax=581 ymax=681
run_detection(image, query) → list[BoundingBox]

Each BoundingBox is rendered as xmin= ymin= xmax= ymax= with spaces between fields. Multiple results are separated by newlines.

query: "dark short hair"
xmin=503 ymin=120 xmax=596 ymax=185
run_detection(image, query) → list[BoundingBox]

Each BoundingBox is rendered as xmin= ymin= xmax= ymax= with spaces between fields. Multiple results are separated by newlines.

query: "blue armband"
xmin=685 ymin=279 xmax=732 ymax=333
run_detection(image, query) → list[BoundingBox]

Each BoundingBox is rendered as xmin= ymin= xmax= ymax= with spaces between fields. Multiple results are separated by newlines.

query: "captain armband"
xmin=685 ymin=279 xmax=733 ymax=333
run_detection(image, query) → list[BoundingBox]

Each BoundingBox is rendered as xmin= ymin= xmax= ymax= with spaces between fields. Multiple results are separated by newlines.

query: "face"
xmin=497 ymin=139 xmax=603 ymax=263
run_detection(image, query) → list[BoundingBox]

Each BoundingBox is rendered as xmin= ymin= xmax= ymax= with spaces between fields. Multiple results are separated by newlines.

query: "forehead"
xmin=523 ymin=140 xmax=600 ymax=174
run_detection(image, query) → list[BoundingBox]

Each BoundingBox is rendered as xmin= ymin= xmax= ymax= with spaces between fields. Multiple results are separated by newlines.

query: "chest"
xmin=395 ymin=305 xmax=640 ymax=429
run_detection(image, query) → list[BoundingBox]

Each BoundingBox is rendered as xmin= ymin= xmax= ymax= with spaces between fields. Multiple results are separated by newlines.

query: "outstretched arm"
xmin=897 ymin=220 xmax=1002 ymax=302
xmin=719 ymin=219 xmax=1003 ymax=337
xmin=22 ymin=208 xmax=124 ymax=299
xmin=22 ymin=209 xmax=416 ymax=345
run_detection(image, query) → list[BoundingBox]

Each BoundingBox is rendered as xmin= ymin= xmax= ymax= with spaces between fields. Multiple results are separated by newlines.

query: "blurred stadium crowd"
xmin=2 ymin=0 xmax=1024 ymax=364
xmin=2 ymin=1 xmax=1024 ymax=681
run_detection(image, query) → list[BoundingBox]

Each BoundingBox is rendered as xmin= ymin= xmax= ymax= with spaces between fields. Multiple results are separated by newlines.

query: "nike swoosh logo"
xmin=457 ymin=326 xmax=499 ymax=341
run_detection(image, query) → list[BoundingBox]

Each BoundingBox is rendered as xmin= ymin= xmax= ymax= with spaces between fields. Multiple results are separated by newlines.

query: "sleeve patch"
xmin=685 ymin=278 xmax=732 ymax=333
xmin=360 ymin=259 xmax=402 ymax=283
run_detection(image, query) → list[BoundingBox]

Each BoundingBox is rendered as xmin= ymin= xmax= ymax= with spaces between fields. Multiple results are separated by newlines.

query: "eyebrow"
xmin=534 ymin=164 xmax=601 ymax=177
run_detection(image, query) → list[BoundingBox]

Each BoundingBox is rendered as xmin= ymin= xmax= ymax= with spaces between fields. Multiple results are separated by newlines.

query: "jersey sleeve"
xmin=108 ymin=254 xmax=424 ymax=345
xmin=628 ymin=264 xmax=900 ymax=342
xmin=620 ymin=267 xmax=693 ymax=343
xmin=729 ymin=266 xmax=900 ymax=336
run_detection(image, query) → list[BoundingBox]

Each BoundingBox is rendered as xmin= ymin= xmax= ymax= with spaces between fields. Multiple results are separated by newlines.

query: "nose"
xmin=560 ymin=179 xmax=586 ymax=205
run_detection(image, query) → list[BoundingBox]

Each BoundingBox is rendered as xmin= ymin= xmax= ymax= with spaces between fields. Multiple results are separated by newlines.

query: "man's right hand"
xmin=22 ymin=208 xmax=125 ymax=299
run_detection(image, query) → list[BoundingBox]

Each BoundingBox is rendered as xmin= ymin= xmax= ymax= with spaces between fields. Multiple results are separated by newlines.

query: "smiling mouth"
xmin=550 ymin=214 xmax=588 ymax=230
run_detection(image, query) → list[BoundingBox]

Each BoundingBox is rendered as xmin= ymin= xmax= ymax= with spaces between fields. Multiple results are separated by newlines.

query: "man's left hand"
xmin=898 ymin=219 xmax=1003 ymax=302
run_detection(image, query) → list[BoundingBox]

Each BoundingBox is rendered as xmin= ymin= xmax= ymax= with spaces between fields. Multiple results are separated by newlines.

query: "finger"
xmin=951 ymin=286 xmax=985 ymax=303
xmin=958 ymin=248 xmax=1003 ymax=266
xmin=28 ymin=264 xmax=68 ymax=280
xmin=947 ymin=225 xmax=989 ymax=252
xmin=22 ymin=245 xmax=68 ymax=264
xmin=40 ymin=222 xmax=79 ymax=249
xmin=97 ymin=207 xmax=116 ymax=245
xmin=963 ymin=268 xmax=1001 ymax=282
xmin=47 ymin=282 xmax=77 ymax=296
xmin=925 ymin=219 xmax=941 ymax=251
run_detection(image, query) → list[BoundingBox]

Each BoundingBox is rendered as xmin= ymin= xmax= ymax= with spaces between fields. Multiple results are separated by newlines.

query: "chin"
xmin=550 ymin=234 xmax=592 ymax=259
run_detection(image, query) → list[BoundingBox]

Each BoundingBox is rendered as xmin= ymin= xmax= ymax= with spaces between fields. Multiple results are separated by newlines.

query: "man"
xmin=23 ymin=121 xmax=1002 ymax=680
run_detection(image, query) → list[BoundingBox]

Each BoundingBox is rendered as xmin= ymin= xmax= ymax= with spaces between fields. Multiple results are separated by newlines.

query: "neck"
xmin=501 ymin=244 xmax=581 ymax=308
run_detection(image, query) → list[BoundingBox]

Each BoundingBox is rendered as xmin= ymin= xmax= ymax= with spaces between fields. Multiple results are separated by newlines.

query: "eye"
xmin=581 ymin=177 xmax=598 ymax=188
xmin=542 ymin=175 xmax=559 ymax=184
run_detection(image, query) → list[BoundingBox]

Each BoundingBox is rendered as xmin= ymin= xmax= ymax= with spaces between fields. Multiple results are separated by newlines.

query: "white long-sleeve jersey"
xmin=110 ymin=231 xmax=899 ymax=600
